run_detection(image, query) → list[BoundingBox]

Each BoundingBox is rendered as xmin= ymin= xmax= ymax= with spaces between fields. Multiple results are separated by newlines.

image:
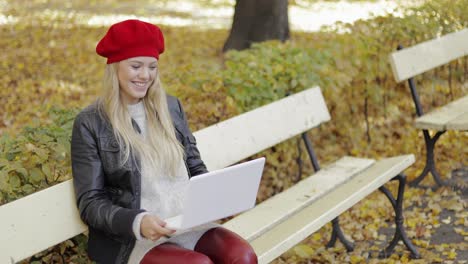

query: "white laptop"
xmin=164 ymin=157 xmax=265 ymax=231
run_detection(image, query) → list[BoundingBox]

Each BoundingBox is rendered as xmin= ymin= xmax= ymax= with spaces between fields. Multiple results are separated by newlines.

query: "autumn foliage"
xmin=0 ymin=0 xmax=467 ymax=263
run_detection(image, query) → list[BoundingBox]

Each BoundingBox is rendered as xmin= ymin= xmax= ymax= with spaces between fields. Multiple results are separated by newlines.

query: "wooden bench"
xmin=389 ymin=28 xmax=468 ymax=187
xmin=0 ymin=87 xmax=420 ymax=263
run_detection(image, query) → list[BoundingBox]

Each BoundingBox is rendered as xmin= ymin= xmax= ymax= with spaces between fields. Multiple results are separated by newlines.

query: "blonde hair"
xmin=98 ymin=63 xmax=184 ymax=176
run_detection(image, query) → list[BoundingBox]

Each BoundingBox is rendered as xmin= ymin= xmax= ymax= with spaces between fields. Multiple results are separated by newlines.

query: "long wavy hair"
xmin=97 ymin=63 xmax=184 ymax=176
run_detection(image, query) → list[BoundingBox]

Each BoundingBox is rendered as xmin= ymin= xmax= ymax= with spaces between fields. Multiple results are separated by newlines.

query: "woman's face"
xmin=117 ymin=56 xmax=158 ymax=104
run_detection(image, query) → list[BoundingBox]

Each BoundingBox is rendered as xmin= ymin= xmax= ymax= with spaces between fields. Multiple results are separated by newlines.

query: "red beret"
xmin=96 ymin=19 xmax=165 ymax=64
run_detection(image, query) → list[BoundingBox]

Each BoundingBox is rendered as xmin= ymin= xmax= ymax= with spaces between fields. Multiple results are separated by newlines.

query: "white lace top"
xmin=126 ymin=102 xmax=216 ymax=264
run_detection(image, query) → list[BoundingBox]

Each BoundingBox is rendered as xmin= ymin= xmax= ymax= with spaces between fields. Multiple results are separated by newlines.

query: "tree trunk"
xmin=223 ymin=0 xmax=289 ymax=52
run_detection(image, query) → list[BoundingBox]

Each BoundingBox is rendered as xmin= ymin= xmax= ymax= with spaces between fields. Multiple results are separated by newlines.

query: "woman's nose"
xmin=138 ymin=68 xmax=150 ymax=79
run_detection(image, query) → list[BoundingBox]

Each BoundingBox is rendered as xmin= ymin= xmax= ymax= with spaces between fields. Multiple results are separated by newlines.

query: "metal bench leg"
xmin=402 ymin=68 xmax=448 ymax=188
xmin=326 ymin=217 xmax=354 ymax=252
xmin=379 ymin=174 xmax=420 ymax=259
xmin=410 ymin=130 xmax=446 ymax=187
xmin=301 ymin=132 xmax=355 ymax=252
xmin=301 ymin=132 xmax=354 ymax=252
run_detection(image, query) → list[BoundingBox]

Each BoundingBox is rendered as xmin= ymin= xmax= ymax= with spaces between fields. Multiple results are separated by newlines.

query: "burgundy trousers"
xmin=140 ymin=227 xmax=257 ymax=264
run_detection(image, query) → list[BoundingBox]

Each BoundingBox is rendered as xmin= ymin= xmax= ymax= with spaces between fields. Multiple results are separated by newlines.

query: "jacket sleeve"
xmin=71 ymin=112 xmax=144 ymax=240
xmin=175 ymin=99 xmax=208 ymax=177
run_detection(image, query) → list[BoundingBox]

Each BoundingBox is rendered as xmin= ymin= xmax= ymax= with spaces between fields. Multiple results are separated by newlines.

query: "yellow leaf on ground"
xmin=440 ymin=199 xmax=464 ymax=212
xmin=312 ymin=233 xmax=322 ymax=241
xmin=350 ymin=255 xmax=364 ymax=264
xmin=293 ymin=244 xmax=314 ymax=259
xmin=447 ymin=250 xmax=457 ymax=260
xmin=441 ymin=216 xmax=451 ymax=224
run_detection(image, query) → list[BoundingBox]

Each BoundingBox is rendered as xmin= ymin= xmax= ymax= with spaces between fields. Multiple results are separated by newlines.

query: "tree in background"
xmin=223 ymin=0 xmax=289 ymax=52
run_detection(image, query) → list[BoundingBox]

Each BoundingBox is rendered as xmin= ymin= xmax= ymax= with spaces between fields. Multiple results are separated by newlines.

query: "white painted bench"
xmin=389 ymin=28 xmax=468 ymax=187
xmin=0 ymin=87 xmax=419 ymax=263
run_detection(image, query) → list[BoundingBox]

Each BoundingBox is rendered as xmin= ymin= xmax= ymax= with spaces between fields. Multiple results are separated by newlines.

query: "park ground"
xmin=0 ymin=0 xmax=467 ymax=263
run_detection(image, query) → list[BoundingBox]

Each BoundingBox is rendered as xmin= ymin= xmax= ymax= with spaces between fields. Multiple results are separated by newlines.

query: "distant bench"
xmin=0 ymin=87 xmax=420 ymax=263
xmin=389 ymin=28 xmax=468 ymax=187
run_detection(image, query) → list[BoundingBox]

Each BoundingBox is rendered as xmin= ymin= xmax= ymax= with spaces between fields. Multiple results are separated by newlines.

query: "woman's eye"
xmin=150 ymin=67 xmax=157 ymax=71
xmin=131 ymin=65 xmax=140 ymax=69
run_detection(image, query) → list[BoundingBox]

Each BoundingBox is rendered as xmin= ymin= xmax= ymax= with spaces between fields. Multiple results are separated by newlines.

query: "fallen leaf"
xmin=441 ymin=216 xmax=451 ymax=224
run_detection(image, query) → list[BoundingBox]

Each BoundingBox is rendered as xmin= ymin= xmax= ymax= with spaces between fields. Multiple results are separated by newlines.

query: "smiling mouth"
xmin=132 ymin=82 xmax=147 ymax=88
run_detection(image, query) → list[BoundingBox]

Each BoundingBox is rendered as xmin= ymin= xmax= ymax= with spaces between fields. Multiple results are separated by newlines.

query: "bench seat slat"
xmin=0 ymin=180 xmax=87 ymax=264
xmin=446 ymin=111 xmax=468 ymax=130
xmin=223 ymin=156 xmax=375 ymax=242
xmin=389 ymin=28 xmax=468 ymax=82
xmin=193 ymin=87 xmax=331 ymax=171
xmin=249 ymin=154 xmax=415 ymax=264
xmin=414 ymin=95 xmax=468 ymax=131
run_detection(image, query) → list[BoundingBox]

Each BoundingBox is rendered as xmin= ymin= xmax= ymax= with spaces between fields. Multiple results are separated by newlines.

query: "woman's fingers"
xmin=141 ymin=215 xmax=175 ymax=241
xmin=152 ymin=215 xmax=176 ymax=234
xmin=154 ymin=223 xmax=175 ymax=235
xmin=152 ymin=215 xmax=167 ymax=227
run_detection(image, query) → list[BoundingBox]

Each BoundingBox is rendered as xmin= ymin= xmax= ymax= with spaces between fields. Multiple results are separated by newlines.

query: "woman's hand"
xmin=140 ymin=215 xmax=176 ymax=241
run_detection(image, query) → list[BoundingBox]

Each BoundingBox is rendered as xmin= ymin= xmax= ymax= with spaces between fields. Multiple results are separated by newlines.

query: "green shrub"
xmin=223 ymin=41 xmax=332 ymax=111
xmin=0 ymin=108 xmax=78 ymax=204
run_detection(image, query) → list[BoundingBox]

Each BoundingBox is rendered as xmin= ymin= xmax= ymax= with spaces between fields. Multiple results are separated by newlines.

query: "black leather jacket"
xmin=71 ymin=95 xmax=207 ymax=264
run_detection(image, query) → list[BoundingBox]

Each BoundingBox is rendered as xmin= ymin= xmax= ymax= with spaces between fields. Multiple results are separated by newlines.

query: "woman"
xmin=71 ymin=19 xmax=257 ymax=264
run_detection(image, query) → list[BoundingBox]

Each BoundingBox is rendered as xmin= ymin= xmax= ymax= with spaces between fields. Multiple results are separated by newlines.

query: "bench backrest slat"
xmin=194 ymin=86 xmax=331 ymax=171
xmin=0 ymin=86 xmax=330 ymax=263
xmin=389 ymin=28 xmax=468 ymax=82
xmin=0 ymin=180 xmax=87 ymax=263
